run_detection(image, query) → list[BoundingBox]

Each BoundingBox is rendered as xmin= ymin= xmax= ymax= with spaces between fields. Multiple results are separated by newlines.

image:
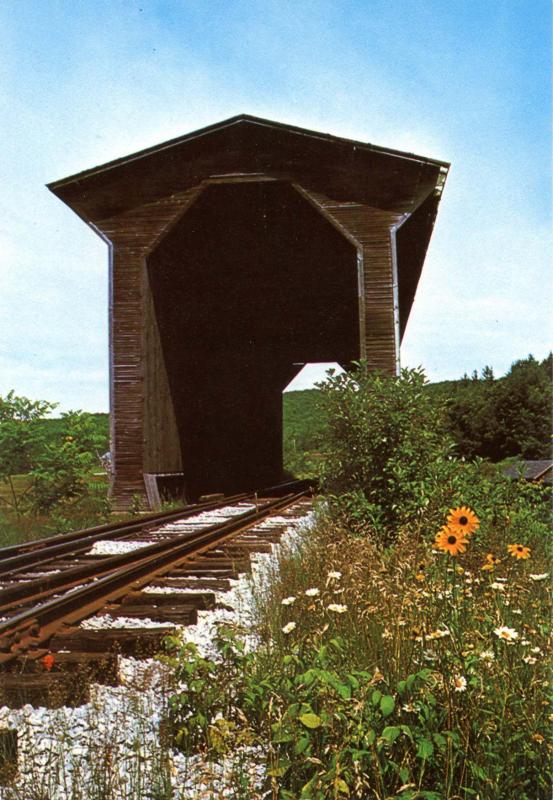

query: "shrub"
xmin=317 ymin=364 xmax=459 ymax=542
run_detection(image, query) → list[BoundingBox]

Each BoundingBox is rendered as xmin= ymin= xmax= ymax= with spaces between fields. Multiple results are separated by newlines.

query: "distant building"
xmin=503 ymin=460 xmax=552 ymax=485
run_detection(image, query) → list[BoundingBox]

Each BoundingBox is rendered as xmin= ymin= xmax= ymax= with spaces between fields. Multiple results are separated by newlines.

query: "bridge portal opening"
xmin=147 ymin=181 xmax=359 ymax=498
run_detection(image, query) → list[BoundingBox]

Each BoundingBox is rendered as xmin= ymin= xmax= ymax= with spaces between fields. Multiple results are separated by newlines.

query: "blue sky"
xmin=1 ymin=0 xmax=551 ymax=410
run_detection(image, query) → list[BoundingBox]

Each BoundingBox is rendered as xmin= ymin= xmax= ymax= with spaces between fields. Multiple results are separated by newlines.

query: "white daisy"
xmin=529 ymin=573 xmax=549 ymax=581
xmin=281 ymin=596 xmax=296 ymax=606
xmin=327 ymin=571 xmax=342 ymax=580
xmin=494 ymin=626 xmax=519 ymax=642
xmin=327 ymin=603 xmax=347 ymax=613
xmin=453 ymin=675 xmax=467 ymax=692
xmin=282 ymin=622 xmax=296 ymax=634
xmin=479 ymin=650 xmax=495 ymax=662
xmin=305 ymin=588 xmax=320 ymax=597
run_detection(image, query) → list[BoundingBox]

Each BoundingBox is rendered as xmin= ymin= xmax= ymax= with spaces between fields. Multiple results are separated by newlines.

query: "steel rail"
xmin=0 ymin=498 xmax=259 ymax=614
xmin=0 ymin=490 xmax=308 ymax=662
xmin=0 ymin=478 xmax=313 ymax=573
xmin=0 ymin=492 xmax=250 ymax=579
xmin=0 ymin=480 xmax=312 ymax=611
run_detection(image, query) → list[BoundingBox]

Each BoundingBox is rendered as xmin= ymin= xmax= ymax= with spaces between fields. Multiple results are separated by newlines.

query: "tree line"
xmin=427 ymin=353 xmax=552 ymax=462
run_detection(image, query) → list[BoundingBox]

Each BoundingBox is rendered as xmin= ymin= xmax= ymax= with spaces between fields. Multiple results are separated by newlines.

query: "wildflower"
xmin=532 ymin=733 xmax=545 ymax=744
xmin=490 ymin=582 xmax=506 ymax=591
xmin=529 ymin=573 xmax=549 ymax=581
xmin=372 ymin=666 xmax=384 ymax=683
xmin=479 ymin=650 xmax=495 ymax=662
xmin=427 ymin=628 xmax=450 ymax=640
xmin=494 ymin=626 xmax=519 ymax=642
xmin=327 ymin=570 xmax=342 ymax=580
xmin=281 ymin=596 xmax=296 ymax=606
xmin=423 ymin=650 xmax=437 ymax=662
xmin=281 ymin=622 xmax=296 ymax=634
xmin=512 ymin=609 xmax=522 ymax=615
xmin=507 ymin=543 xmax=531 ymax=560
xmin=453 ymin=675 xmax=467 ymax=692
xmin=41 ymin=654 xmax=55 ymax=671
xmin=305 ymin=588 xmax=320 ymax=597
xmin=435 ymin=525 xmax=469 ymax=556
xmin=523 ymin=655 xmax=537 ymax=665
xmin=530 ymin=646 xmax=542 ymax=654
xmin=327 ymin=603 xmax=347 ymax=614
xmin=415 ymin=573 xmax=425 ymax=581
xmin=447 ymin=506 xmax=480 ymax=536
xmin=402 ymin=702 xmax=418 ymax=712
xmin=481 ymin=553 xmax=500 ymax=571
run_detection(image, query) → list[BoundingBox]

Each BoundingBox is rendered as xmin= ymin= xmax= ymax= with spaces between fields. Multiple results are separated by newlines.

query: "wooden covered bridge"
xmin=48 ymin=114 xmax=448 ymax=509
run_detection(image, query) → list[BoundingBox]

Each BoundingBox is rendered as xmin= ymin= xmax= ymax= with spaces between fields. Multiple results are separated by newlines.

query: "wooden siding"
xmin=304 ymin=191 xmax=403 ymax=374
xmin=98 ymin=187 xmax=203 ymax=508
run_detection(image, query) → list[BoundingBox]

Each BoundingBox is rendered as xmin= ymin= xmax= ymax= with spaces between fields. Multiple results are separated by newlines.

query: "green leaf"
xmin=294 ymin=735 xmax=311 ymax=755
xmin=381 ymin=726 xmax=401 ymax=744
xmin=334 ymin=778 xmax=350 ymax=794
xmin=364 ymin=729 xmax=376 ymax=745
xmin=371 ymin=689 xmax=382 ymax=707
xmin=267 ymin=762 xmax=290 ymax=777
xmin=399 ymin=724 xmax=414 ymax=741
xmin=299 ymin=712 xmax=322 ymax=729
xmin=417 ymin=738 xmax=434 ymax=760
xmin=335 ymin=682 xmax=352 ymax=700
xmin=433 ymin=732 xmax=446 ymax=750
xmin=380 ymin=694 xmax=395 ymax=717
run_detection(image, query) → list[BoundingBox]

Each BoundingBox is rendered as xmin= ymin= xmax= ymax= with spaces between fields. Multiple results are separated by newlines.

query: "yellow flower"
xmin=507 ymin=543 xmax=531 ymax=560
xmin=435 ymin=525 xmax=469 ymax=556
xmin=446 ymin=506 xmax=480 ymax=536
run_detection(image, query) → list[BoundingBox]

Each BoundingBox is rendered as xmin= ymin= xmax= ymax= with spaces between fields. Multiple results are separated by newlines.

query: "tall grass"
xmin=167 ymin=494 xmax=550 ymax=799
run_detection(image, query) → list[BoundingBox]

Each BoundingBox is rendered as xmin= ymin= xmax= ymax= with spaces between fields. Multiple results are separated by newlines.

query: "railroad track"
xmin=0 ymin=480 xmax=312 ymax=707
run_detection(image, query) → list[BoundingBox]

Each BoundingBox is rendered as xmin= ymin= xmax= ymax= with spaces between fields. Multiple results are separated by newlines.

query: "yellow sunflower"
xmin=507 ymin=543 xmax=531 ymax=560
xmin=435 ymin=525 xmax=469 ymax=556
xmin=446 ymin=506 xmax=480 ymax=536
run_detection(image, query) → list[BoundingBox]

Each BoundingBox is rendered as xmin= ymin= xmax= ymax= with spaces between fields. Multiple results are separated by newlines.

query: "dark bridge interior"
xmin=147 ymin=181 xmax=359 ymax=497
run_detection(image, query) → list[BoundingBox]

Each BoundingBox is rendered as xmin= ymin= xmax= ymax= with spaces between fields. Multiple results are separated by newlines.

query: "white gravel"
xmin=0 ymin=505 xmax=313 ymax=799
xmin=80 ymin=615 xmax=177 ymax=630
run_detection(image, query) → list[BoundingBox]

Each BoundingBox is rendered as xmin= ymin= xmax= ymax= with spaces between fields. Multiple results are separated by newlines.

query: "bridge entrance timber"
xmin=48 ymin=114 xmax=449 ymax=509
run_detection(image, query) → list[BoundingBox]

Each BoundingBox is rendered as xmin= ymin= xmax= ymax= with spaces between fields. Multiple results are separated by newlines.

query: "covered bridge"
xmin=48 ymin=114 xmax=449 ymax=509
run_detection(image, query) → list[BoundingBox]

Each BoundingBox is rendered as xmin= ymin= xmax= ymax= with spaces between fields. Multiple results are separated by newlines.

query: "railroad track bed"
xmin=0 ymin=483 xmax=313 ymax=711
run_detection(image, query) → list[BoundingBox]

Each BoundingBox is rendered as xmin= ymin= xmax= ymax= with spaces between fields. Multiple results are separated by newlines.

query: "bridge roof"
xmin=48 ymin=114 xmax=450 ymax=337
xmin=48 ymin=113 xmax=448 ymax=224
